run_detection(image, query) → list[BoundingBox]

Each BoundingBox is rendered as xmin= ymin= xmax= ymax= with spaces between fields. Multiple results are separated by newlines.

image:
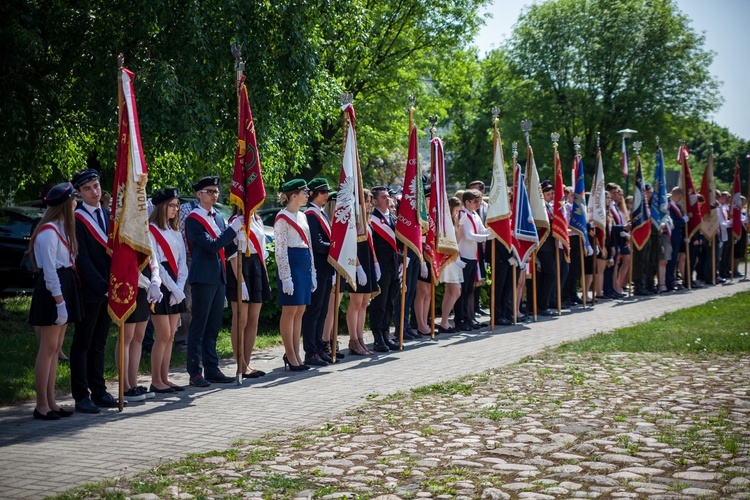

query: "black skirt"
xmin=345 ymin=240 xmax=380 ymax=293
xmin=151 ymin=263 xmax=188 ymax=316
xmin=226 ymin=254 xmax=272 ymax=303
xmin=125 ymin=286 xmax=151 ymax=323
xmin=28 ymin=267 xmax=83 ymax=326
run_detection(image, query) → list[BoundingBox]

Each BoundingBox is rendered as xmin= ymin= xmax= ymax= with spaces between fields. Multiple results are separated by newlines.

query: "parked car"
xmin=0 ymin=206 xmax=45 ymax=290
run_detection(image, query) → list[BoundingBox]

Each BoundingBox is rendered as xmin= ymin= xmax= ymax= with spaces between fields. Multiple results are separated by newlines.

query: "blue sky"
xmin=473 ymin=0 xmax=749 ymax=140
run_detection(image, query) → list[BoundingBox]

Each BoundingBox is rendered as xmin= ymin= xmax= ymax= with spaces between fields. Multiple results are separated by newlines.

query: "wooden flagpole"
xmin=679 ymin=141 xmax=692 ymax=289
xmin=116 ymin=53 xmax=125 ymax=413
xmin=745 ymin=155 xmax=749 ymax=279
xmin=511 ymin=141 xmax=519 ymax=324
xmin=521 ymin=121 xmax=537 ymax=321
xmin=551 ymin=133 xmax=562 ymax=316
xmin=489 ymin=109 xmax=500 ymax=331
xmin=332 ymin=274 xmax=340 ymax=362
xmin=232 ymin=44 xmax=245 ymax=385
xmin=572 ymin=138 xmax=587 ymax=308
xmin=397 ymin=99 xmax=416 ymax=349
xmin=628 ymin=142 xmax=643 ymax=297
xmin=429 ymin=117 xmax=437 ymax=340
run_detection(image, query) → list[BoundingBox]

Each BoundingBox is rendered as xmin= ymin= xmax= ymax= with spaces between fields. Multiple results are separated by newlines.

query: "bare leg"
xmin=596 ymin=259 xmax=607 ymax=296
xmin=150 ymin=315 xmax=172 ymax=389
xmin=35 ymin=325 xmax=64 ymax=413
xmin=440 ymin=283 xmax=461 ymax=328
xmin=128 ymin=321 xmax=148 ymax=389
xmin=230 ymin=301 xmax=248 ymax=373
xmin=280 ymin=305 xmax=300 ymax=365
xmin=293 ymin=306 xmax=305 ymax=365
xmin=118 ymin=323 xmax=135 ymax=389
xmin=415 ymin=281 xmax=431 ymax=333
xmin=618 ymin=254 xmax=631 ymax=291
xmin=322 ymin=289 xmax=336 ymax=343
xmin=244 ymin=303 xmax=261 ymax=371
xmin=163 ymin=314 xmax=179 ymax=385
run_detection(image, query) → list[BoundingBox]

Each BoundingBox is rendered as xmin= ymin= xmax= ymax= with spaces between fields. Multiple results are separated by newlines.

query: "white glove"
xmin=420 ymin=262 xmax=428 ymax=279
xmin=147 ymin=282 xmax=163 ymax=303
xmin=138 ymin=273 xmax=150 ymax=289
xmin=311 ymin=278 xmax=317 ymax=293
xmin=169 ymin=288 xmax=186 ymax=306
xmin=374 ymin=262 xmax=381 ymax=281
xmin=241 ymin=282 xmax=250 ymax=301
xmin=509 ymin=256 xmax=519 ymax=267
xmin=356 ymin=265 xmax=367 ymax=286
xmin=682 ymin=215 xmax=689 ymax=223
xmin=237 ymin=229 xmax=248 ymax=252
xmin=332 ymin=274 xmax=336 ymax=287
xmin=282 ymin=278 xmax=294 ymax=295
xmin=55 ymin=301 xmax=68 ymax=325
xmin=406 ymin=257 xmax=411 ymax=268
xmin=398 ymin=263 xmax=404 ymax=277
xmin=586 ymin=246 xmax=594 ymax=256
xmin=230 ymin=215 xmax=245 ymax=231
xmin=456 ymin=259 xmax=467 ymax=269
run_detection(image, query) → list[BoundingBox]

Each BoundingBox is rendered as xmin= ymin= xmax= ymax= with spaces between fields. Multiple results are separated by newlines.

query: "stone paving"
xmin=0 ymin=280 xmax=748 ymax=499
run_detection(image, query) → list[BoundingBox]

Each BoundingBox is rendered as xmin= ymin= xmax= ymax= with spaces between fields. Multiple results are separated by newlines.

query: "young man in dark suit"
xmin=184 ymin=176 xmax=243 ymax=387
xmin=70 ymin=169 xmax=120 ymax=413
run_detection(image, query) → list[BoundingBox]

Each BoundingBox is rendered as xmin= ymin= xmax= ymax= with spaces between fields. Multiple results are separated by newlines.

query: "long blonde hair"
xmin=28 ymin=199 xmax=78 ymax=269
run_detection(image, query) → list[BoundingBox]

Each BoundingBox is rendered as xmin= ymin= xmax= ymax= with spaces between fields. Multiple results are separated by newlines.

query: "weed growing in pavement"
xmin=411 ymin=380 xmax=473 ymax=396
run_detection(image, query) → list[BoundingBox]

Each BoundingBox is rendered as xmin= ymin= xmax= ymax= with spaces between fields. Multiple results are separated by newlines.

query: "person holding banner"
xmin=666 ymin=187 xmax=688 ymax=290
xmin=28 ymin=182 xmax=83 ymax=420
xmin=70 ymin=169 xmax=120 ymax=413
xmin=148 ymin=188 xmax=188 ymax=392
xmin=185 ymin=176 xmax=243 ymax=387
xmin=456 ymin=189 xmax=490 ymax=330
xmin=438 ymin=197 xmax=464 ymax=332
xmin=274 ymin=179 xmax=316 ymax=371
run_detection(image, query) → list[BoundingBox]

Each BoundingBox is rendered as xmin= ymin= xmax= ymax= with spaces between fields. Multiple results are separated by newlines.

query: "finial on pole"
xmin=633 ymin=141 xmax=642 ymax=155
xmin=117 ymin=53 xmax=125 ymax=69
xmin=596 ymin=131 xmax=601 ymax=150
xmin=512 ymin=141 xmax=518 ymax=157
xmin=408 ymin=95 xmax=416 ymax=110
xmin=521 ymin=120 xmax=532 ymax=145
xmin=655 ymin=135 xmax=660 ymax=147
xmin=573 ymin=136 xmax=581 ymax=156
xmin=340 ymin=92 xmax=353 ymax=106
xmin=231 ymin=43 xmax=244 ymax=74
xmin=428 ymin=115 xmax=438 ymax=138
xmin=550 ymin=132 xmax=560 ymax=148
xmin=710 ymin=142 xmax=714 ymax=157
xmin=491 ymin=106 xmax=500 ymax=123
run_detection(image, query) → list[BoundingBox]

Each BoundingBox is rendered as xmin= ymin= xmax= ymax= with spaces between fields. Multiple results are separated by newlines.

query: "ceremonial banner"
xmin=630 ymin=155 xmax=651 ymax=250
xmin=327 ymin=103 xmax=362 ymax=288
xmin=486 ymin=127 xmax=511 ymax=251
xmin=108 ymin=67 xmax=152 ymax=325
xmin=651 ymin=147 xmax=668 ymax=226
xmin=525 ymin=146 xmax=549 ymax=246
xmin=733 ymin=159 xmax=743 ymax=239
xmin=424 ymin=137 xmax=458 ymax=283
xmin=230 ymin=75 xmax=266 ymax=219
xmin=551 ymin=149 xmax=569 ymax=258
xmin=511 ymin=162 xmax=539 ymax=264
xmin=395 ymin=124 xmax=423 ymax=260
xmin=587 ymin=151 xmax=607 ymax=250
xmin=699 ymin=154 xmax=718 ymax=239
xmin=678 ymin=144 xmax=703 ymax=239
xmin=570 ymin=155 xmax=591 ymax=252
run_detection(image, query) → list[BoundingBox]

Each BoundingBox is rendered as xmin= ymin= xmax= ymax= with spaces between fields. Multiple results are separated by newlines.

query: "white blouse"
xmin=34 ymin=220 xmax=74 ymax=298
xmin=274 ymin=208 xmax=316 ymax=284
xmin=148 ymin=224 xmax=187 ymax=294
xmin=458 ymin=208 xmax=489 ymax=259
xmin=227 ymin=214 xmax=269 ymax=261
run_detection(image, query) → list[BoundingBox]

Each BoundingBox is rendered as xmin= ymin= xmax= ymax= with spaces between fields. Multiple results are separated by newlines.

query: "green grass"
xmin=0 ymin=294 xmax=282 ymax=406
xmin=557 ymin=291 xmax=750 ymax=354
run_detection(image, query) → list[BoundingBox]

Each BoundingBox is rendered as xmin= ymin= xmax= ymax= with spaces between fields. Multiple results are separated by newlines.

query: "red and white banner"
xmin=678 ymin=144 xmax=703 ymax=239
xmin=526 ymin=145 xmax=549 ymax=247
xmin=551 ymin=149 xmax=569 ymax=259
xmin=395 ymin=124 xmax=423 ymax=260
xmin=108 ymin=67 xmax=152 ymax=325
xmin=486 ymin=127 xmax=511 ymax=251
xmin=732 ymin=159 xmax=743 ymax=239
xmin=587 ymin=151 xmax=607 ymax=250
xmin=327 ymin=103 xmax=362 ymax=288
xmin=424 ymin=137 xmax=458 ymax=283
xmin=699 ymin=154 xmax=718 ymax=239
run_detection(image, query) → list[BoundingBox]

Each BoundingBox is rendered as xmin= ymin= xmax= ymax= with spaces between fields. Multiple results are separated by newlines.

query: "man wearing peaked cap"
xmin=533 ymin=179 xmax=558 ymax=317
xmin=70 ymin=168 xmax=122 ymax=412
xmin=301 ymin=178 xmax=336 ymax=366
xmin=184 ymin=176 xmax=244 ymax=386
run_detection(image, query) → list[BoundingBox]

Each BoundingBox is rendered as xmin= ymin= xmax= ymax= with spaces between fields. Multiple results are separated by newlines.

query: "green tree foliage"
xmin=452 ymin=0 xmax=722 ymax=185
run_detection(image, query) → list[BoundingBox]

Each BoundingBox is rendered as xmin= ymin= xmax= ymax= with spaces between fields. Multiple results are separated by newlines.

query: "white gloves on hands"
xmin=230 ymin=215 xmax=245 ymax=231
xmin=456 ymin=259 xmax=467 ymax=269
xmin=237 ymin=229 xmax=248 ymax=252
xmin=356 ymin=265 xmax=367 ymax=286
xmin=374 ymin=262 xmax=381 ymax=281
xmin=682 ymin=215 xmax=689 ymax=223
xmin=241 ymin=282 xmax=250 ymax=302
xmin=147 ymin=282 xmax=163 ymax=303
xmin=398 ymin=264 xmax=404 ymax=277
xmin=406 ymin=257 xmax=411 ymax=268
xmin=420 ymin=262 xmax=428 ymax=279
xmin=332 ymin=275 xmax=336 ymax=287
xmin=282 ymin=278 xmax=294 ymax=295
xmin=311 ymin=279 xmax=317 ymax=293
xmin=586 ymin=246 xmax=594 ymax=256
xmin=55 ymin=301 xmax=68 ymax=325
xmin=169 ymin=288 xmax=186 ymax=306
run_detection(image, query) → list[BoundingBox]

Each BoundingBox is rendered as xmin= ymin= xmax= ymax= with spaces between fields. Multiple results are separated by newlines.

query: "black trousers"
xmin=536 ymin=249 xmax=556 ymax=310
xmin=394 ymin=255 xmax=419 ymax=334
xmin=491 ymin=241 xmax=514 ymax=321
xmin=645 ymin=228 xmax=660 ymax=287
xmin=71 ymin=300 xmax=112 ymax=402
xmin=632 ymin=236 xmax=651 ymax=289
xmin=186 ymin=282 xmax=225 ymax=378
xmin=550 ymin=248 xmax=569 ymax=309
xmin=369 ymin=265 xmax=400 ymax=335
xmin=456 ymin=258 xmax=477 ymax=324
xmin=563 ymin=235 xmax=581 ymax=301
xmin=301 ymin=261 xmax=333 ymax=356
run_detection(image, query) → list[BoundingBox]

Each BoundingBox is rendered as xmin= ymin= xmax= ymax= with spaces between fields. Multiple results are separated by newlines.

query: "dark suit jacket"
xmin=305 ymin=203 xmax=332 ymax=272
xmin=75 ymin=207 xmax=111 ymax=304
xmin=185 ymin=211 xmax=237 ymax=285
xmin=371 ymin=209 xmax=402 ymax=271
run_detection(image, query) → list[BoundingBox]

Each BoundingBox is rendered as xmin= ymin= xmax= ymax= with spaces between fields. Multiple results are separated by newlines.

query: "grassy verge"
xmin=0 ymin=293 xmax=282 ymax=406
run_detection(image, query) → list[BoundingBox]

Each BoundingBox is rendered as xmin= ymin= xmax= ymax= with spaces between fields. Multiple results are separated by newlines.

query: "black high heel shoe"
xmin=283 ymin=354 xmax=307 ymax=372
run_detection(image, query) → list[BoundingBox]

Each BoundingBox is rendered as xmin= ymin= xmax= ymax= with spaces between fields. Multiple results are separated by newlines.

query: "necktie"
xmin=94 ymin=208 xmax=106 ymax=232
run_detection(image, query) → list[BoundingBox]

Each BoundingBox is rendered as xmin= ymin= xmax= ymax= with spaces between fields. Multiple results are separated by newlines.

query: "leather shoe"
xmin=384 ymin=336 xmax=401 ymax=350
xmin=476 ymin=308 xmax=490 ymax=316
xmin=571 ymin=296 xmax=584 ymax=304
xmin=189 ymin=376 xmax=211 ymax=387
xmin=149 ymin=384 xmax=176 ymax=394
xmin=304 ymin=354 xmax=329 ymax=367
xmin=75 ymin=397 xmax=101 ymax=414
xmin=34 ymin=408 xmax=60 ymax=420
xmin=54 ymin=407 xmax=74 ymax=418
xmin=92 ymin=393 xmax=120 ymax=408
xmin=205 ymin=373 xmax=235 ymax=383
xmin=537 ymin=309 xmax=555 ymax=316
xmin=242 ymin=371 xmax=262 ymax=379
xmin=517 ymin=314 xmax=532 ymax=322
xmin=454 ymin=321 xmax=472 ymax=332
xmin=496 ymin=318 xmax=512 ymax=326
xmin=436 ymin=325 xmax=455 ymax=334
xmin=319 ymin=352 xmax=334 ymax=363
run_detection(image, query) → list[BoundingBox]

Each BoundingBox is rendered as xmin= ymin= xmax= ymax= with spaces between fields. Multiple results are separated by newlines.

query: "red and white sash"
xmin=75 ymin=208 xmax=108 ymax=249
xmin=370 ymin=212 xmax=398 ymax=253
xmin=461 ymin=208 xmax=483 ymax=281
xmin=230 ymin=215 xmax=267 ymax=269
xmin=39 ymin=223 xmax=76 ymax=269
xmin=275 ymin=211 xmax=310 ymax=247
xmin=305 ymin=206 xmax=331 ymax=239
xmin=609 ymin=203 xmax=622 ymax=225
xmin=149 ymin=224 xmax=178 ymax=276
xmin=186 ymin=212 xmax=226 ymax=271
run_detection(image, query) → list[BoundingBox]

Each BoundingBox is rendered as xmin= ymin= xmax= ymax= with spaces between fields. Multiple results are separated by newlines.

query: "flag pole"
xmin=490 ymin=108 xmax=500 ymax=331
xmin=398 ymin=98 xmax=416 ymax=350
xmin=429 ymin=116 xmax=438 ymax=340
xmin=551 ymin=133 xmax=562 ymax=316
xmin=116 ymin=53 xmax=125 ymax=413
xmin=592 ymin=133 xmax=601 ymax=307
xmin=629 ymin=142 xmax=643 ymax=297
xmin=679 ymin=140 xmax=692 ymax=289
xmin=745 ymin=154 xmax=750 ymax=279
xmin=522 ymin=121 xmax=537 ymax=321
xmin=731 ymin=158 xmax=738 ymax=282
xmin=332 ymin=274 xmax=340 ymax=362
xmin=232 ymin=44 xmax=246 ymax=385
xmin=511 ymin=141 xmax=519 ymax=325
xmin=573 ymin=137 xmax=587 ymax=309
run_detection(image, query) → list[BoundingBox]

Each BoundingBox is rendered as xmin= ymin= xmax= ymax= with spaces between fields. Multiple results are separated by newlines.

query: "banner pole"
xmin=490 ymin=241 xmax=496 ymax=330
xmin=430 ymin=282 xmax=436 ymax=340
xmin=579 ymin=236 xmax=586 ymax=308
xmin=332 ymin=274 xmax=339 ymax=363
xmin=398 ymin=251 xmax=407 ymax=350
xmin=233 ymin=45 xmax=246 ymax=385
xmin=532 ymin=251 xmax=538 ymax=321
xmin=116 ymin=55 xmax=125 ymax=413
xmin=555 ymin=248 xmax=561 ymax=315
xmin=512 ymin=265 xmax=517 ymax=324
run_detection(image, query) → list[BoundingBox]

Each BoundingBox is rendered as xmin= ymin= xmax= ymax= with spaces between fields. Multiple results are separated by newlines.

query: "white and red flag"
xmin=108 ymin=67 xmax=152 ymax=325
xmin=587 ymin=150 xmax=607 ymax=250
xmin=230 ymin=76 xmax=266 ymax=217
xmin=395 ymin=124 xmax=423 ymax=260
xmin=424 ymin=137 xmax=458 ymax=283
xmin=699 ymin=154 xmax=718 ymax=239
xmin=678 ymin=144 xmax=703 ymax=239
xmin=732 ymin=158 xmax=743 ymax=239
xmin=525 ymin=145 xmax=549 ymax=246
xmin=327 ymin=103 xmax=363 ymax=288
xmin=486 ymin=126 xmax=512 ymax=251
xmin=551 ymin=148 xmax=569 ymax=259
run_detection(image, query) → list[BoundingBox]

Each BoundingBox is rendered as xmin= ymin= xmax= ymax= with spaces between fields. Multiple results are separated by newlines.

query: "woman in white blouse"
xmin=147 ymin=188 xmax=188 ymax=393
xmin=28 ymin=182 xmax=83 ymax=420
xmin=274 ymin=179 xmax=317 ymax=371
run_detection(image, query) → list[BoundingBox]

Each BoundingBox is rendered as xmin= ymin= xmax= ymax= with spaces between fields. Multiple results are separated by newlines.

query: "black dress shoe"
xmin=168 ymin=384 xmax=186 ymax=391
xmin=454 ymin=321 xmax=472 ymax=332
xmin=571 ymin=296 xmax=584 ymax=304
xmin=150 ymin=384 xmax=176 ymax=394
xmin=470 ymin=321 xmax=483 ymax=330
xmin=496 ymin=318 xmax=512 ymax=326
xmin=383 ymin=337 xmax=401 ymax=350
xmin=75 ymin=398 xmax=101 ymax=414
xmin=304 ymin=354 xmax=329 ymax=367
xmin=189 ymin=376 xmax=211 ymax=387
xmin=537 ymin=309 xmax=555 ymax=316
xmin=242 ymin=371 xmax=262 ymax=379
xmin=92 ymin=393 xmax=121 ymax=408
xmin=516 ymin=314 xmax=532 ymax=322
xmin=436 ymin=325 xmax=455 ymax=334
xmin=373 ymin=342 xmax=390 ymax=353
xmin=205 ymin=373 xmax=236 ymax=383
xmin=54 ymin=407 xmax=74 ymax=418
xmin=34 ymin=409 xmax=60 ymax=421
xmin=476 ymin=308 xmax=490 ymax=316
xmin=319 ymin=352 xmax=334 ymax=363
